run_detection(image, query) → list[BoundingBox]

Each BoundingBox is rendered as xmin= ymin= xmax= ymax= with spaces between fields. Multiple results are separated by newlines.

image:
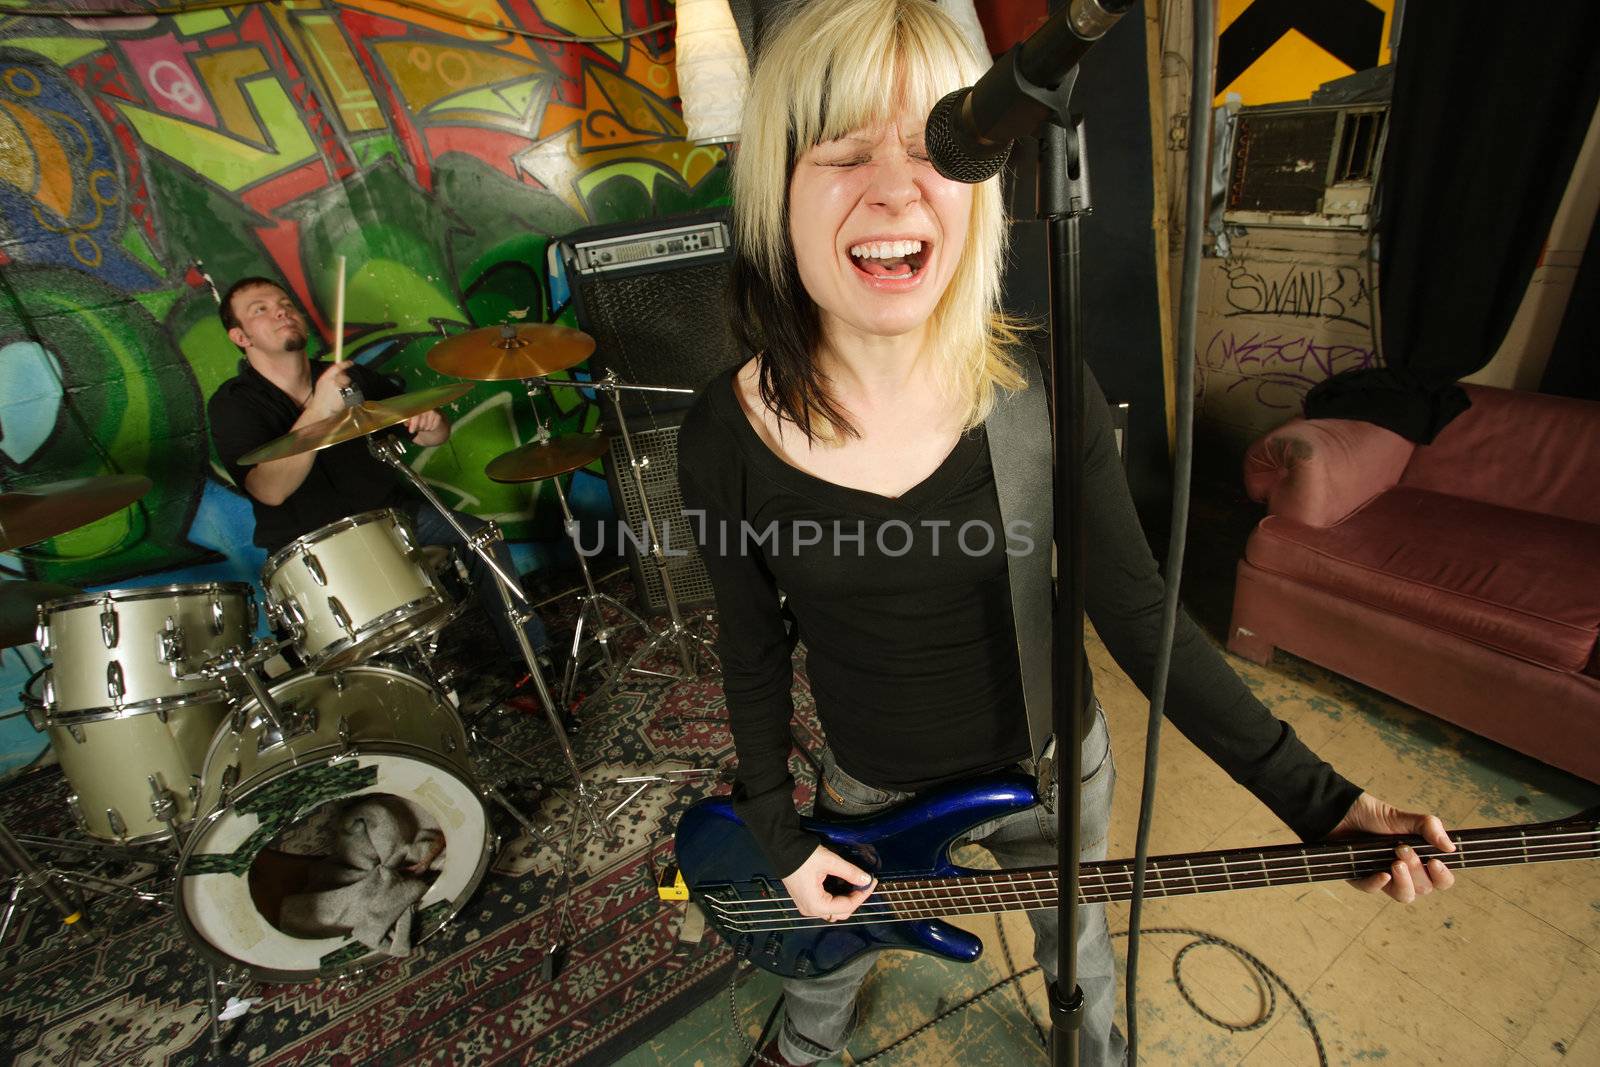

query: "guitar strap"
xmin=984 ymin=346 xmax=1056 ymax=792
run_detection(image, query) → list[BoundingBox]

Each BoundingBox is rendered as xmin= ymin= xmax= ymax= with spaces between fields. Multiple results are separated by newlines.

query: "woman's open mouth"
xmin=847 ymin=239 xmax=929 ymax=281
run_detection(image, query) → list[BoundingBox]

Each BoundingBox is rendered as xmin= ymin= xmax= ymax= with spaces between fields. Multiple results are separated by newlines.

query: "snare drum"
xmin=174 ymin=665 xmax=492 ymax=982
xmin=262 ymin=510 xmax=453 ymax=671
xmin=35 ymin=583 xmax=256 ymax=722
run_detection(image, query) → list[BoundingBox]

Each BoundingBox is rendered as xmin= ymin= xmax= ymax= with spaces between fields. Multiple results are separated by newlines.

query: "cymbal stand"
xmin=536 ymin=373 xmax=718 ymax=706
xmin=518 ymin=378 xmax=650 ymax=708
xmin=366 ymin=435 xmax=612 ymax=844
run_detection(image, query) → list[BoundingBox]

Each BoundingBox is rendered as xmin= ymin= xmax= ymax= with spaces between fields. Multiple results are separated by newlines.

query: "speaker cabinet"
xmin=558 ymin=210 xmax=742 ymax=613
xmin=601 ymin=410 xmax=718 ymax=613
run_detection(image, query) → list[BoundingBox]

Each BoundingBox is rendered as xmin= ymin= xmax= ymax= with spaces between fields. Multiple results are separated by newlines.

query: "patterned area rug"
xmin=0 ymin=588 xmax=821 ymax=1065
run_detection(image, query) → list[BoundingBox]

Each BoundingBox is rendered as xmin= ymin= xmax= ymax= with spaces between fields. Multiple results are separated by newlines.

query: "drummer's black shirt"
xmin=208 ymin=359 xmax=411 ymax=552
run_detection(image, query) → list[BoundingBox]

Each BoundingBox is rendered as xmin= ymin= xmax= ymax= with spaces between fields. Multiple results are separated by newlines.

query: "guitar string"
xmin=700 ymin=840 xmax=1598 ymax=932
xmin=713 ymin=844 xmax=1600 ymax=927
xmin=709 ymin=852 xmax=1600 ymax=937
xmin=713 ymin=857 xmax=1600 ymax=927
xmin=710 ymin=847 xmax=1600 ymax=935
xmin=705 ymin=840 xmax=1599 ymax=924
xmin=701 ymin=831 xmax=1595 ymax=917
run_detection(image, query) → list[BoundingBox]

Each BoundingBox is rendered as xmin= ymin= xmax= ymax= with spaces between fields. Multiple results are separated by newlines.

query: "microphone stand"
xmin=1035 ymin=70 xmax=1093 ymax=1067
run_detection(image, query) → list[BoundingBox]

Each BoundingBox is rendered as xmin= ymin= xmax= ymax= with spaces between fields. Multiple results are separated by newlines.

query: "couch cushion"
xmin=1245 ymin=487 xmax=1600 ymax=671
xmin=1399 ymin=385 xmax=1600 ymax=525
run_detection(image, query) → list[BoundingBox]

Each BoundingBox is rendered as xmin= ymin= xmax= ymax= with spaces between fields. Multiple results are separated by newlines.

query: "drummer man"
xmin=207 ymin=276 xmax=551 ymax=669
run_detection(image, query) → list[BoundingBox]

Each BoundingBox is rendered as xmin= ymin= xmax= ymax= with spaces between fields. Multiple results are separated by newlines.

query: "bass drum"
xmin=174 ymin=666 xmax=493 ymax=982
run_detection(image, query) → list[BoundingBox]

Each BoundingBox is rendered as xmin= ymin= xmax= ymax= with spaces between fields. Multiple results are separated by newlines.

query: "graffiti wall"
xmin=1194 ymin=229 xmax=1381 ymax=453
xmin=0 ymin=0 xmax=729 ymax=766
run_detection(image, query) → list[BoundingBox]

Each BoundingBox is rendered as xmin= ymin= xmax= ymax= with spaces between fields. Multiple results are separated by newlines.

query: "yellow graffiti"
xmin=540 ymin=63 xmax=683 ymax=150
xmin=0 ymin=99 xmax=75 ymax=218
xmin=338 ymin=0 xmax=541 ymax=63
xmin=519 ymin=128 xmax=722 ymax=216
xmin=372 ymin=38 xmax=545 ymax=115
xmin=192 ymin=49 xmax=273 ymax=146
xmin=529 ymin=0 xmax=627 ymax=64
xmin=430 ymin=78 xmax=549 ymax=126
xmin=116 ymin=75 xmax=318 ymax=192
xmin=294 ymin=13 xmax=386 ymax=132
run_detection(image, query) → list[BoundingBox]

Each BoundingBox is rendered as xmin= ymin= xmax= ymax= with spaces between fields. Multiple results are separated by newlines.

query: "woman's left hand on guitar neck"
xmin=1328 ymin=792 xmax=1457 ymax=903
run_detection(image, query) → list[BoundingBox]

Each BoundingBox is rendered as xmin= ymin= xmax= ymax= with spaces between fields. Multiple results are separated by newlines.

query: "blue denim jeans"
xmin=778 ymin=705 xmax=1124 ymax=1066
xmin=401 ymin=502 xmax=548 ymax=658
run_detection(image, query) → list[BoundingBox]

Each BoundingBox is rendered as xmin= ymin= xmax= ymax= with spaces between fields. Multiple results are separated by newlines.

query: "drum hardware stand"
xmin=181 ymin=639 xmax=299 ymax=739
xmin=534 ymin=373 xmax=719 ymax=708
xmin=17 ymin=864 xmax=166 ymax=907
xmin=518 ymin=378 xmax=651 ymax=710
xmin=603 ymin=769 xmax=722 ymax=822
xmin=205 ymin=961 xmax=253 ymax=1061
xmin=148 ymin=775 xmax=189 ymax=851
xmin=471 ymin=757 xmax=558 ymax=855
xmin=366 ymin=435 xmax=614 ymax=847
xmin=0 ymin=817 xmax=97 ymax=947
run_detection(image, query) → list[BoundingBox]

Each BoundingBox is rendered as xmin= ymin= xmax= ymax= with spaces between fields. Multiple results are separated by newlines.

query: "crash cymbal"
xmin=238 ymin=382 xmax=475 ymax=466
xmin=0 ymin=580 xmax=81 ymax=648
xmin=425 ymin=323 xmax=595 ymax=382
xmin=0 ymin=474 xmax=153 ymax=552
xmin=486 ymin=433 xmax=609 ymax=483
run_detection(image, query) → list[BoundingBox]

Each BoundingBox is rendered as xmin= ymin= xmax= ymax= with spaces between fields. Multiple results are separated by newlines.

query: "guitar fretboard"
xmin=870 ymin=821 xmax=1599 ymax=920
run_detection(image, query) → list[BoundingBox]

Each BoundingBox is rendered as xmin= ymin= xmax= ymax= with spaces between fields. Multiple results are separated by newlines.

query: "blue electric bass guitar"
xmin=674 ymin=774 xmax=1600 ymax=979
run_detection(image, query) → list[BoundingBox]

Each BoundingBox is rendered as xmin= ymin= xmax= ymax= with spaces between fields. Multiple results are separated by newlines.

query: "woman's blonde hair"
xmin=731 ymin=0 xmax=1027 ymax=440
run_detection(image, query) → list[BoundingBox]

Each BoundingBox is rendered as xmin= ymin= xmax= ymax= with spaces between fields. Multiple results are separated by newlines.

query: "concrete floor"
xmin=623 ymin=627 xmax=1600 ymax=1066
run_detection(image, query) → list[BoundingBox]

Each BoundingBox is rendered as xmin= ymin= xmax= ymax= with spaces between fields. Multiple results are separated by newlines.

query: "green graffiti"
xmin=144 ymin=155 xmax=276 ymax=289
xmin=0 ymin=37 xmax=104 ymax=66
xmin=0 ymin=3 xmax=733 ymax=595
xmin=0 ymin=267 xmax=215 ymax=584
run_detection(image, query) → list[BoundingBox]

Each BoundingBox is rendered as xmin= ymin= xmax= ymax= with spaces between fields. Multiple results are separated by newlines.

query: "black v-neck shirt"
xmin=679 ymin=362 xmax=1359 ymax=877
xmin=698 ymin=389 xmax=1031 ymax=787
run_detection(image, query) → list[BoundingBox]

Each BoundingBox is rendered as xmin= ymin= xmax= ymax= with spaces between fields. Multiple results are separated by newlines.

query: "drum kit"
xmin=0 ymin=320 xmax=720 ymax=1054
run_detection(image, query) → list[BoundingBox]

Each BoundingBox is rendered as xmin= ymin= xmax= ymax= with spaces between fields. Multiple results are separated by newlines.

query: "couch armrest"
xmin=1243 ymin=418 xmax=1415 ymax=527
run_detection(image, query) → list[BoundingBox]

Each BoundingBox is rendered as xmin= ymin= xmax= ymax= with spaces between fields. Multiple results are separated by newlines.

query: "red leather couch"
xmin=1228 ymin=384 xmax=1600 ymax=783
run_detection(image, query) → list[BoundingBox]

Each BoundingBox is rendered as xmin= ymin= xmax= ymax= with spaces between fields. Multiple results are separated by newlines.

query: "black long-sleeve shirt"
xmin=678 ymin=361 xmax=1360 ymax=878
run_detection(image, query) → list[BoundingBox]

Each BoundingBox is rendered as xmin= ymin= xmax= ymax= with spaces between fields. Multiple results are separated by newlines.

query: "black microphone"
xmin=926 ymin=0 xmax=1134 ymax=183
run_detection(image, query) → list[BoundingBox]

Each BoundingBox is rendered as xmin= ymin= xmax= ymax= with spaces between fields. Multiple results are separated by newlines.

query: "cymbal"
xmin=426 ymin=323 xmax=595 ymax=381
xmin=1 ymin=580 xmax=81 ymax=648
xmin=486 ymin=434 xmax=609 ymax=483
xmin=0 ymin=474 xmax=153 ymax=552
xmin=238 ymin=382 xmax=475 ymax=466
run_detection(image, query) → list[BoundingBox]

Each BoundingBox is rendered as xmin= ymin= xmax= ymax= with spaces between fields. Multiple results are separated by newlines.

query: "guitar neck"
xmin=877 ymin=818 xmax=1600 ymax=920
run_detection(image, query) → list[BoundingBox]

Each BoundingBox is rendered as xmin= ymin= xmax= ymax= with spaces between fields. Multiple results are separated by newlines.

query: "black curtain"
xmin=1539 ymin=195 xmax=1600 ymax=402
xmin=1304 ymin=2 xmax=1600 ymax=441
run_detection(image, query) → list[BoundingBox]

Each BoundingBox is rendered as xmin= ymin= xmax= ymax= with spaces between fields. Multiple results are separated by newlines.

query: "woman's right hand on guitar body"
xmin=783 ymin=845 xmax=877 ymax=921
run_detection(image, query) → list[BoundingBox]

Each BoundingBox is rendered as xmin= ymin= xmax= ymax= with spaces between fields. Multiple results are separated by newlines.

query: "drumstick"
xmin=333 ymin=255 xmax=346 ymax=363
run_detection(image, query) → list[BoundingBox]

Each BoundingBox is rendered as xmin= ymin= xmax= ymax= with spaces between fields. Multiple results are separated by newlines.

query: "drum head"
xmin=176 ymin=745 xmax=491 ymax=982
